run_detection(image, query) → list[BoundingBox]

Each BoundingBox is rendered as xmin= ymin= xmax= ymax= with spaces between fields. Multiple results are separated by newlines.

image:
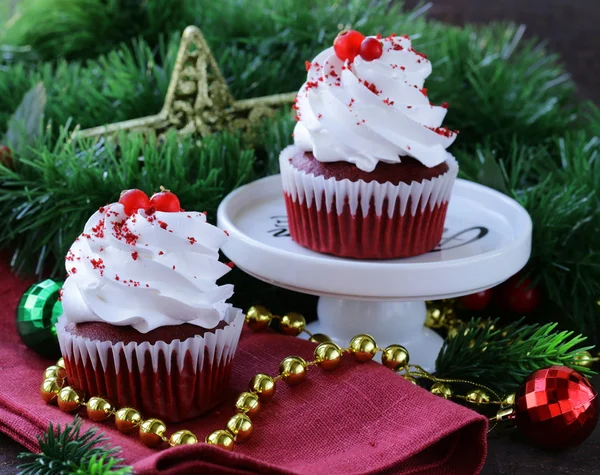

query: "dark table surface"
xmin=1 ymin=0 xmax=599 ymax=473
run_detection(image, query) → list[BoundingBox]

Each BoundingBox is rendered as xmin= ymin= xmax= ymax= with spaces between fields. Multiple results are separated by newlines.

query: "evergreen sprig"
xmin=18 ymin=416 xmax=132 ymax=475
xmin=0 ymin=127 xmax=256 ymax=277
xmin=435 ymin=318 xmax=595 ymax=395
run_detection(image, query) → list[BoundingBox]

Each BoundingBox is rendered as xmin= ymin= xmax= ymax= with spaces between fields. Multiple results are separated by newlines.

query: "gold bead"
xmin=425 ymin=300 xmax=457 ymax=329
xmin=249 ymin=373 xmax=276 ymax=401
xmin=114 ymin=407 xmax=142 ymax=433
xmin=56 ymin=357 xmax=66 ymax=369
xmin=349 ymin=334 xmax=377 ymax=362
xmin=381 ymin=345 xmax=410 ymax=371
xmin=447 ymin=327 xmax=459 ymax=339
xmin=495 ymin=406 xmax=515 ymax=422
xmin=314 ymin=342 xmax=342 ymax=371
xmin=235 ymin=392 xmax=261 ymax=419
xmin=430 ymin=382 xmax=452 ymax=399
xmin=279 ymin=356 xmax=307 ymax=385
xmin=139 ymin=418 xmax=167 ymax=448
xmin=245 ymin=305 xmax=272 ymax=331
xmin=57 ymin=386 xmax=83 ymax=412
xmin=206 ymin=429 xmax=235 ymax=451
xmin=280 ymin=312 xmax=306 ymax=336
xmin=574 ymin=350 xmax=594 ymax=369
xmin=40 ymin=377 xmax=62 ymax=404
xmin=403 ymin=375 xmax=418 ymax=385
xmin=169 ymin=430 xmax=198 ymax=446
xmin=309 ymin=333 xmax=331 ymax=344
xmin=43 ymin=365 xmax=66 ymax=381
xmin=465 ymin=389 xmax=491 ymax=405
xmin=86 ymin=396 xmax=113 ymax=421
xmin=502 ymin=393 xmax=516 ymax=407
xmin=226 ymin=413 xmax=253 ymax=442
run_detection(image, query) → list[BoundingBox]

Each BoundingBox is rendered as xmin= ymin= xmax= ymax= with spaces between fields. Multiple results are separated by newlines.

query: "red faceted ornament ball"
xmin=515 ymin=365 xmax=598 ymax=450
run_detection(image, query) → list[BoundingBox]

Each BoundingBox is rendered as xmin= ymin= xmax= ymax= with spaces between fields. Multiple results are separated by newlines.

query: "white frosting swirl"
xmin=293 ymin=35 xmax=457 ymax=172
xmin=61 ymin=203 xmax=234 ymax=333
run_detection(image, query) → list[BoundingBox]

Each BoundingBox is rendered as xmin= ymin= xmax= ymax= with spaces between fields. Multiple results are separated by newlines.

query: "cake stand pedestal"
xmin=217 ymin=175 xmax=532 ymax=372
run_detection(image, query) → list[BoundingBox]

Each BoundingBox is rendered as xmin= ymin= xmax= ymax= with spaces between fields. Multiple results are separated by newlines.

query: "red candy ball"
xmin=119 ymin=189 xmax=151 ymax=216
xmin=150 ymin=190 xmax=180 ymax=212
xmin=359 ymin=37 xmax=383 ymax=62
xmin=0 ymin=145 xmax=13 ymax=168
xmin=515 ymin=366 xmax=598 ymax=449
xmin=459 ymin=289 xmax=493 ymax=311
xmin=333 ymin=30 xmax=365 ymax=62
xmin=502 ymin=275 xmax=541 ymax=314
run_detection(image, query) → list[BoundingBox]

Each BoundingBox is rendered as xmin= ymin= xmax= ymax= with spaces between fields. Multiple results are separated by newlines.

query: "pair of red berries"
xmin=119 ymin=189 xmax=180 ymax=216
xmin=334 ymin=30 xmax=383 ymax=63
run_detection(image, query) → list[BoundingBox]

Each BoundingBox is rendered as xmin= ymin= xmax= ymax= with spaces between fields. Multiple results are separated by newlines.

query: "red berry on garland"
xmin=514 ymin=366 xmax=598 ymax=449
xmin=119 ymin=189 xmax=151 ymax=216
xmin=333 ymin=30 xmax=365 ymax=62
xmin=459 ymin=289 xmax=493 ymax=311
xmin=502 ymin=275 xmax=541 ymax=313
xmin=359 ymin=37 xmax=383 ymax=62
xmin=0 ymin=145 xmax=13 ymax=168
xmin=150 ymin=187 xmax=180 ymax=213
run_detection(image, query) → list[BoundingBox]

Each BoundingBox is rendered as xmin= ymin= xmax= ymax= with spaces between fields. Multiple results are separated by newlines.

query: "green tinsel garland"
xmin=0 ymin=0 xmax=598 ymax=360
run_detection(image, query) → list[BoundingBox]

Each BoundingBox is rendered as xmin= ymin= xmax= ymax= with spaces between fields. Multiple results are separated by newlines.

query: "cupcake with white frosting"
xmin=56 ymin=188 xmax=244 ymax=422
xmin=280 ymin=31 xmax=459 ymax=259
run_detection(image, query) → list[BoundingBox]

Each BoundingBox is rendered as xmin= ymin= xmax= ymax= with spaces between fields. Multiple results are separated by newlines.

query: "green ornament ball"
xmin=16 ymin=279 xmax=63 ymax=359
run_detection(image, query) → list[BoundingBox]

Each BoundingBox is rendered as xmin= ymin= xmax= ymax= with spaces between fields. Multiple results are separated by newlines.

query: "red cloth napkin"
xmin=0 ymin=259 xmax=487 ymax=474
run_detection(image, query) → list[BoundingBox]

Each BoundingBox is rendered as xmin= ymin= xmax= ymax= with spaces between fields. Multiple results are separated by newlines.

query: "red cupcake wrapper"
xmin=284 ymin=194 xmax=449 ymax=259
xmin=56 ymin=308 xmax=244 ymax=423
xmin=280 ymin=146 xmax=458 ymax=259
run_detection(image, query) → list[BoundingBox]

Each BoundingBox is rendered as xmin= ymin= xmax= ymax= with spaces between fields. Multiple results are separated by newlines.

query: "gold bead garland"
xmin=39 ymin=305 xmax=518 ymax=452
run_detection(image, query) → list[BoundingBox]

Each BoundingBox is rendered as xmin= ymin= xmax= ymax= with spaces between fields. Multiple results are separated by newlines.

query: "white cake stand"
xmin=217 ymin=175 xmax=532 ymax=371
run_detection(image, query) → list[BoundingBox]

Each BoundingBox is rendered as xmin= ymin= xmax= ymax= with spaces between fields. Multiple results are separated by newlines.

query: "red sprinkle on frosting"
xmin=362 ymin=80 xmax=381 ymax=95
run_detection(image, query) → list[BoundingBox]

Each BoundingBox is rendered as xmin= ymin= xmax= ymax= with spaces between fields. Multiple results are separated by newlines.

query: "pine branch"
xmin=18 ymin=416 xmax=132 ymax=475
xmin=1 ymin=0 xmax=188 ymax=61
xmin=0 ymin=127 xmax=256 ymax=277
xmin=435 ymin=318 xmax=595 ymax=395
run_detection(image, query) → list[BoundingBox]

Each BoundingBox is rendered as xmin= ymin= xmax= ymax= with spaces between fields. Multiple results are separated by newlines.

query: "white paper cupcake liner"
xmin=279 ymin=145 xmax=458 ymax=218
xmin=56 ymin=307 xmax=244 ymax=375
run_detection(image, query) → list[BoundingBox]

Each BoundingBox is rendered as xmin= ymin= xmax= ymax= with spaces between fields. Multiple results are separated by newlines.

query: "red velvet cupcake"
xmin=56 ymin=189 xmax=244 ymax=422
xmin=281 ymin=31 xmax=459 ymax=259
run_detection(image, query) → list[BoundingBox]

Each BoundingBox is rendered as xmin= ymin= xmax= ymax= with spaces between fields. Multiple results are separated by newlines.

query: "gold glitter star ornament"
xmin=77 ymin=26 xmax=295 ymax=140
